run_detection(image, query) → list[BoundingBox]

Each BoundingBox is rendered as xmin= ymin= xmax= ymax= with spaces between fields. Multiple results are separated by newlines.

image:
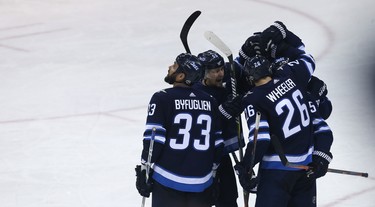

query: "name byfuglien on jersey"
xmin=175 ymin=99 xmax=212 ymax=111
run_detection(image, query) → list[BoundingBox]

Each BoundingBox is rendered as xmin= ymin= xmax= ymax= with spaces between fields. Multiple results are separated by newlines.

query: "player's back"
xmin=243 ymin=75 xmax=314 ymax=170
xmin=148 ymin=86 xmax=223 ymax=192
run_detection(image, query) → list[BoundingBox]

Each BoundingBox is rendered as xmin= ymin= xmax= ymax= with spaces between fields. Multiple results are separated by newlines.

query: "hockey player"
xmin=135 ymin=53 xmax=224 ymax=207
xmin=194 ymin=50 xmax=245 ymax=207
xmin=306 ymin=91 xmax=334 ymax=182
xmin=237 ymin=26 xmax=333 ymax=120
xmin=234 ymin=22 xmax=333 ymax=207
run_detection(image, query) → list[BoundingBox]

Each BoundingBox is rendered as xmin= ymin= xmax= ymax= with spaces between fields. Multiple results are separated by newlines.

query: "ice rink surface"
xmin=0 ymin=0 xmax=375 ymax=206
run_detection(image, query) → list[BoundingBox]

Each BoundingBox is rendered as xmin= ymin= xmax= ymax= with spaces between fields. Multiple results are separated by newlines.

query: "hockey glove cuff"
xmin=218 ymin=95 xmax=243 ymax=120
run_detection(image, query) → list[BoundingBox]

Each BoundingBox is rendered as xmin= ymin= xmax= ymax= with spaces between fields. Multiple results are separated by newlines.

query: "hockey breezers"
xmin=180 ymin=10 xmax=201 ymax=54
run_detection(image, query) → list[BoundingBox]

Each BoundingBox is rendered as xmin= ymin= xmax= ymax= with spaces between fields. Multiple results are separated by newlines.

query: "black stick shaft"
xmin=328 ymin=168 xmax=368 ymax=177
xmin=180 ymin=11 xmax=201 ymax=54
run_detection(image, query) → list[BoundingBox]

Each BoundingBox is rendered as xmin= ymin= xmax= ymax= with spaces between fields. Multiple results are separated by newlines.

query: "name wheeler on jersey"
xmin=243 ymin=53 xmax=316 ymax=171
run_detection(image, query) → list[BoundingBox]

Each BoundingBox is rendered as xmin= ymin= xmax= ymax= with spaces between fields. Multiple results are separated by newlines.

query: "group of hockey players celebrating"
xmin=135 ymin=20 xmax=334 ymax=207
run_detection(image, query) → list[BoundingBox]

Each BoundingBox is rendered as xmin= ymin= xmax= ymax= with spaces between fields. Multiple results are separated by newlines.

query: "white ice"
xmin=0 ymin=0 xmax=374 ymax=206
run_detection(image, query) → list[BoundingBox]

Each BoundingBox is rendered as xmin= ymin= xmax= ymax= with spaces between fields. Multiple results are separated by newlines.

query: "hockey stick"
xmin=327 ymin=168 xmax=368 ymax=178
xmin=242 ymin=111 xmax=262 ymax=207
xmin=249 ymin=111 xmax=262 ymax=169
xmin=180 ymin=10 xmax=201 ymax=54
xmin=141 ymin=127 xmax=156 ymax=207
xmin=270 ymin=135 xmax=369 ymax=177
xmin=204 ymin=30 xmax=248 ymax=206
xmin=204 ymin=31 xmax=244 ymax=164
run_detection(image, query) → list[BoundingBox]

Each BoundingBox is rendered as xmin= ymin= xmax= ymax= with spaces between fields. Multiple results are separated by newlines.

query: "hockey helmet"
xmin=197 ymin=50 xmax=225 ymax=70
xmin=175 ymin=53 xmax=203 ymax=85
xmin=243 ymin=55 xmax=273 ymax=84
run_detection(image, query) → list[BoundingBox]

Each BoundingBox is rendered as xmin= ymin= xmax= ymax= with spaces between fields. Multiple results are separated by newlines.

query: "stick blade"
xmin=180 ymin=10 xmax=201 ymax=54
xmin=204 ymin=31 xmax=233 ymax=58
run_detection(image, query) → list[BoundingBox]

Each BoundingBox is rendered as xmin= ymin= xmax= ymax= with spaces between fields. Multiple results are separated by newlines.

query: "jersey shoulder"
xmin=154 ymin=87 xmax=216 ymax=103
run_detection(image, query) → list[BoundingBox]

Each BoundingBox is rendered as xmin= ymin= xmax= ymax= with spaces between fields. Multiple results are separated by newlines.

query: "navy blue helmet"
xmin=175 ymin=53 xmax=203 ymax=85
xmin=243 ymin=55 xmax=273 ymax=85
xmin=197 ymin=50 xmax=225 ymax=70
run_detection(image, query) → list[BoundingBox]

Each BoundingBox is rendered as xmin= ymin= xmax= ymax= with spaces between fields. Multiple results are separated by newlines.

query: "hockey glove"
xmin=135 ymin=165 xmax=153 ymax=197
xmin=284 ymin=30 xmax=304 ymax=49
xmin=234 ymin=162 xmax=258 ymax=193
xmin=218 ymin=95 xmax=243 ymax=120
xmin=260 ymin=21 xmax=287 ymax=56
xmin=318 ymin=97 xmax=333 ymax=120
xmin=267 ymin=41 xmax=305 ymax=59
xmin=238 ymin=32 xmax=262 ymax=65
xmin=307 ymin=151 xmax=333 ymax=179
xmin=307 ymin=76 xmax=328 ymax=100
